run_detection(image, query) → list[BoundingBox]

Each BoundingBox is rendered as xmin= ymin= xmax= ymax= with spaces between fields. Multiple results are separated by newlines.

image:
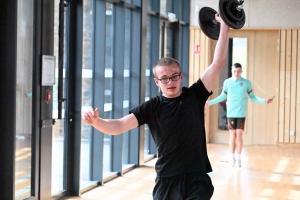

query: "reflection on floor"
xmin=65 ymin=144 xmax=300 ymax=200
xmin=15 ymin=138 xmax=32 ymax=200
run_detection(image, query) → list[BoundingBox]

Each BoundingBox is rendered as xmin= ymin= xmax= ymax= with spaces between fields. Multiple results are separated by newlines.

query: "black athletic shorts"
xmin=227 ymin=118 xmax=246 ymax=130
xmin=153 ymin=171 xmax=214 ymax=200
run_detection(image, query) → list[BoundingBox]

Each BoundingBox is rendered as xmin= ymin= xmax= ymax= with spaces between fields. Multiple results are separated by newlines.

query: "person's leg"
xmin=227 ymin=118 xmax=238 ymax=167
xmin=229 ymin=129 xmax=236 ymax=166
xmin=229 ymin=129 xmax=237 ymax=154
xmin=235 ymin=118 xmax=246 ymax=167
xmin=236 ymin=129 xmax=243 ymax=167
xmin=184 ymin=172 xmax=214 ymax=200
xmin=152 ymin=176 xmax=183 ymax=200
xmin=236 ymin=129 xmax=244 ymax=154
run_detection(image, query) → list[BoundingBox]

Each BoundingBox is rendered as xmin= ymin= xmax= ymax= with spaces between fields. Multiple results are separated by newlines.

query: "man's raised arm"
xmin=201 ymin=14 xmax=229 ymax=92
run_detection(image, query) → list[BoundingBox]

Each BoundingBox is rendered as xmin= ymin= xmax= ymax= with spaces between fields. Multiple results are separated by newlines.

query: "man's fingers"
xmin=266 ymin=98 xmax=273 ymax=104
xmin=88 ymin=107 xmax=95 ymax=115
xmin=82 ymin=108 xmax=95 ymax=119
xmin=94 ymin=108 xmax=99 ymax=116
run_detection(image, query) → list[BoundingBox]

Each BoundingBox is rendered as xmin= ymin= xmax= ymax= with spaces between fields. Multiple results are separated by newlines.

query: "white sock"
xmin=237 ymin=154 xmax=241 ymax=160
xmin=232 ymin=153 xmax=235 ymax=159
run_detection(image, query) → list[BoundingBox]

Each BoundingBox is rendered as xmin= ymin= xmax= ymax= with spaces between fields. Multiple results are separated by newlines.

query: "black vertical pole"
xmin=0 ymin=0 xmax=17 ymax=198
xmin=228 ymin=38 xmax=233 ymax=77
xmin=58 ymin=0 xmax=66 ymax=119
xmin=66 ymin=0 xmax=83 ymax=195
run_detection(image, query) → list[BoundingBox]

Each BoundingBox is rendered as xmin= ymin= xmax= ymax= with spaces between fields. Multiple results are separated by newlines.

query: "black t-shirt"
xmin=130 ymin=79 xmax=213 ymax=177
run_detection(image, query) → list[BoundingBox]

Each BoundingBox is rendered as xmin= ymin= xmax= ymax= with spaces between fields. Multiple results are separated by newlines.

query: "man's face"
xmin=232 ymin=67 xmax=242 ymax=79
xmin=154 ymin=63 xmax=183 ymax=98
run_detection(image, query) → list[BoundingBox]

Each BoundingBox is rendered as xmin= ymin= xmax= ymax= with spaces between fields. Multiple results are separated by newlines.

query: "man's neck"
xmin=232 ymin=76 xmax=241 ymax=81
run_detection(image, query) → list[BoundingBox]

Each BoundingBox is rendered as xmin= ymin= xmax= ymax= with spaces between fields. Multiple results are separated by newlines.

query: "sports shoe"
xmin=230 ymin=158 xmax=235 ymax=167
xmin=237 ymin=159 xmax=241 ymax=167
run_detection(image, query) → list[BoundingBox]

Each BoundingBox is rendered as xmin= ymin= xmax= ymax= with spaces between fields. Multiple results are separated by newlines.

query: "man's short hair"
xmin=233 ymin=63 xmax=242 ymax=69
xmin=153 ymin=57 xmax=181 ymax=77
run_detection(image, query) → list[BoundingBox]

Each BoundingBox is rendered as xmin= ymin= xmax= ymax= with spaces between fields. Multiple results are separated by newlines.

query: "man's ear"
xmin=154 ymin=78 xmax=160 ymax=86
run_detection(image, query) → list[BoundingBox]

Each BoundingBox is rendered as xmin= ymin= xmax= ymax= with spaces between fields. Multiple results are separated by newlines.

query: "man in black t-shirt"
xmin=82 ymin=13 xmax=229 ymax=200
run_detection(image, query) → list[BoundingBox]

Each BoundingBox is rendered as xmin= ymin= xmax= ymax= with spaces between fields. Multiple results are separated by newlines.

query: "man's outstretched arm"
xmin=208 ymin=91 xmax=227 ymax=106
xmin=82 ymin=107 xmax=139 ymax=135
xmin=248 ymin=92 xmax=274 ymax=104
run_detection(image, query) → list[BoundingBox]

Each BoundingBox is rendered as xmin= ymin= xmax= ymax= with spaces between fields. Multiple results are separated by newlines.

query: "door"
xmin=50 ymin=0 xmax=69 ymax=198
xmin=39 ymin=0 xmax=70 ymax=199
xmin=14 ymin=0 xmax=37 ymax=199
xmin=209 ymin=37 xmax=250 ymax=144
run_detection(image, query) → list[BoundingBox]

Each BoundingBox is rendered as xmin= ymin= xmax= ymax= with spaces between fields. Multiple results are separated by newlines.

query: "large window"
xmin=67 ymin=0 xmax=190 ymax=192
xmin=122 ymin=8 xmax=131 ymax=166
xmin=103 ymin=2 xmax=114 ymax=176
xmin=144 ymin=0 xmax=190 ymax=158
xmin=80 ymin=0 xmax=94 ymax=187
xmin=15 ymin=0 xmax=34 ymax=199
xmin=5 ymin=0 xmax=191 ymax=197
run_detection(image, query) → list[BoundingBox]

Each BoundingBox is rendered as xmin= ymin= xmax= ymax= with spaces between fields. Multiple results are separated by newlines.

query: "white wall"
xmin=191 ymin=0 xmax=300 ymax=28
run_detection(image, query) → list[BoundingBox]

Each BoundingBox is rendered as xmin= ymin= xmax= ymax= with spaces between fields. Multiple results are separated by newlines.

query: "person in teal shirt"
xmin=206 ymin=63 xmax=273 ymax=167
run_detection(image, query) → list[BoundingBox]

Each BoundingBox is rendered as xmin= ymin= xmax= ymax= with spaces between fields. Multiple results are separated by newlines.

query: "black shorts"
xmin=153 ymin=171 xmax=214 ymax=200
xmin=227 ymin=118 xmax=246 ymax=130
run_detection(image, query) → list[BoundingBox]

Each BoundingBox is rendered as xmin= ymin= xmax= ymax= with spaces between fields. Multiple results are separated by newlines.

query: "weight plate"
xmin=219 ymin=0 xmax=246 ymax=29
xmin=198 ymin=7 xmax=220 ymax=40
xmin=225 ymin=0 xmax=244 ymax=22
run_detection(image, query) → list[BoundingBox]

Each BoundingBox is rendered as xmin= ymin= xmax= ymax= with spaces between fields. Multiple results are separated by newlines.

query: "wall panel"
xmin=279 ymin=29 xmax=300 ymax=144
xmin=297 ymin=31 xmax=300 ymax=144
xmin=252 ymin=30 xmax=279 ymax=145
xmin=189 ymin=28 xmax=300 ymax=145
xmin=189 ymin=27 xmax=212 ymax=142
xmin=284 ymin=30 xmax=292 ymax=143
xmin=290 ymin=30 xmax=297 ymax=143
xmin=189 ymin=27 xmax=291 ymax=145
xmin=279 ymin=30 xmax=286 ymax=143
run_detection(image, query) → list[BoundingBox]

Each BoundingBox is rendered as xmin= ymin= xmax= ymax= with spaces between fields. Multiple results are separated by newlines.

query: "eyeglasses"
xmin=157 ymin=73 xmax=181 ymax=84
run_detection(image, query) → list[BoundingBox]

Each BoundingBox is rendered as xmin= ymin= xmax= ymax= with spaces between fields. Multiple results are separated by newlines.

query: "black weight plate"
xmin=225 ymin=0 xmax=244 ymax=22
xmin=198 ymin=7 xmax=220 ymax=40
xmin=219 ymin=0 xmax=246 ymax=29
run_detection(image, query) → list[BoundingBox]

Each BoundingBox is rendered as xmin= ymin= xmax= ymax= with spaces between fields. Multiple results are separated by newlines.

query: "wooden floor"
xmin=65 ymin=144 xmax=300 ymax=200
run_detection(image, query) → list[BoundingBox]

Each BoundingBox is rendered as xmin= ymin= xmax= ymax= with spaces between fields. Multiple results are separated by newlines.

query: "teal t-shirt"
xmin=209 ymin=77 xmax=266 ymax=117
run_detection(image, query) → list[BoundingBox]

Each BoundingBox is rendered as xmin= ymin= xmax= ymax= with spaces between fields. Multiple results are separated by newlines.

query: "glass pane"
xmin=122 ymin=8 xmax=131 ymax=166
xmin=51 ymin=0 xmax=68 ymax=194
xmin=160 ymin=0 xmax=172 ymax=15
xmin=164 ymin=27 xmax=173 ymax=57
xmin=103 ymin=2 xmax=114 ymax=176
xmin=232 ymin=38 xmax=247 ymax=78
xmin=144 ymin=16 xmax=151 ymax=157
xmin=148 ymin=0 xmax=151 ymax=10
xmin=80 ymin=0 xmax=94 ymax=187
xmin=15 ymin=0 xmax=34 ymax=199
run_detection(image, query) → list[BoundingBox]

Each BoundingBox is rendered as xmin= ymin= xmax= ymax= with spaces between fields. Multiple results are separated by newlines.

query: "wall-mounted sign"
xmin=194 ymin=44 xmax=201 ymax=54
xmin=42 ymin=55 xmax=55 ymax=86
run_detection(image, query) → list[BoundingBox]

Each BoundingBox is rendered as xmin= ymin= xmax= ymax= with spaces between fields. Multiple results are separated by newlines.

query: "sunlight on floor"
xmin=293 ymin=177 xmax=300 ymax=185
xmin=260 ymin=189 xmax=274 ymax=197
xmin=274 ymin=158 xmax=289 ymax=172
xmin=269 ymin=174 xmax=281 ymax=182
xmin=65 ymin=144 xmax=300 ymax=200
xmin=288 ymin=190 xmax=300 ymax=199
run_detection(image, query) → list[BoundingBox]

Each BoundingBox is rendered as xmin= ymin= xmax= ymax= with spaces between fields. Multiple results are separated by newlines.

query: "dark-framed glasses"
xmin=157 ymin=73 xmax=181 ymax=84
